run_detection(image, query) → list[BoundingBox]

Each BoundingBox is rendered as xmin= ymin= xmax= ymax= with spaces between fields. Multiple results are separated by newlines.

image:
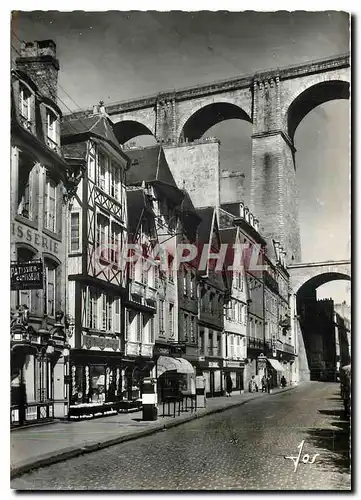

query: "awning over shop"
xmin=268 ymin=358 xmax=285 ymax=372
xmin=156 ymin=356 xmax=195 ymax=377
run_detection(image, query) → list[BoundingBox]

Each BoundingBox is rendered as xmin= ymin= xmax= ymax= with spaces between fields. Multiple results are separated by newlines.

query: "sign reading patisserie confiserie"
xmin=11 ymin=261 xmax=43 ymax=290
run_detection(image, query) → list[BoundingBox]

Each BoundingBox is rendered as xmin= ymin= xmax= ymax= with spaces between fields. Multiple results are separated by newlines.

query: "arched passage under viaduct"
xmin=288 ymin=260 xmax=351 ymax=381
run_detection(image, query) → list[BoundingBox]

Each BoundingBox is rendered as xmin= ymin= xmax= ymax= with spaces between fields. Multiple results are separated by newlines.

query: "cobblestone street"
xmin=11 ymin=382 xmax=351 ymax=491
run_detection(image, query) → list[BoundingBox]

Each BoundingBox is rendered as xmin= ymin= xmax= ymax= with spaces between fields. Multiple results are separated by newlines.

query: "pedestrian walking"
xmin=249 ymin=375 xmax=258 ymax=393
xmin=225 ymin=374 xmax=233 ymax=397
xmin=281 ymin=375 xmax=287 ymax=388
xmin=261 ymin=375 xmax=267 ymax=393
xmin=267 ymin=375 xmax=272 ymax=393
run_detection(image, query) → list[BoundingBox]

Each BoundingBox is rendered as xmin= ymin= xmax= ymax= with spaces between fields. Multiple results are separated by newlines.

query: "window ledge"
xmin=43 ymin=227 xmax=62 ymax=242
xmin=15 ymin=214 xmax=38 ymax=230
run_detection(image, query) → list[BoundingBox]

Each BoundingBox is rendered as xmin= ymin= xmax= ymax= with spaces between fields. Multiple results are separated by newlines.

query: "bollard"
xmin=142 ymin=378 xmax=158 ymax=421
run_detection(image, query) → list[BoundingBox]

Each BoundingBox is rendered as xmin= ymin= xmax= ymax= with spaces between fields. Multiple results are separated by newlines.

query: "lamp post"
xmin=63 ymin=346 xmax=70 ymax=418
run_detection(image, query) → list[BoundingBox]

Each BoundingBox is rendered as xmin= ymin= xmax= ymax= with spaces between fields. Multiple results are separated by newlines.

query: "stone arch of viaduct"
xmin=288 ymin=260 xmax=351 ymax=382
xmin=68 ymin=54 xmax=350 ymax=263
xmin=288 ymin=260 xmax=351 ymax=295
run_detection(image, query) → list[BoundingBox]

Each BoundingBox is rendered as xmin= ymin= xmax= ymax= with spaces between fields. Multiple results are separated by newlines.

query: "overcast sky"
xmin=11 ymin=10 xmax=351 ymax=303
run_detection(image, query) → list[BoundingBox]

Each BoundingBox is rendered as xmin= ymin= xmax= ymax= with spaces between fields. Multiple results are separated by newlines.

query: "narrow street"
xmin=11 ymin=382 xmax=351 ymax=491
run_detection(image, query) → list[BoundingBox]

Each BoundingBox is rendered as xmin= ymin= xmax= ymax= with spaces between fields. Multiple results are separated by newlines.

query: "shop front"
xmin=11 ymin=308 xmax=69 ymax=427
xmin=223 ymin=360 xmax=245 ymax=394
xmin=267 ymin=357 xmax=285 ymax=388
xmin=69 ymin=343 xmax=124 ymax=420
xmin=196 ymin=359 xmax=223 ymax=398
xmin=121 ymin=356 xmax=155 ymax=406
xmin=153 ymin=344 xmax=195 ymax=403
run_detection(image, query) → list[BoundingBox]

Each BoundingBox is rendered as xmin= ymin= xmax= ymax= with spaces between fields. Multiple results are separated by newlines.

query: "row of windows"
xmin=130 ymin=258 xmax=156 ymax=288
xmin=201 ymin=289 xmax=223 ymax=314
xmin=233 ymin=272 xmax=244 ymax=291
xmin=83 ymin=287 xmax=121 ymax=332
xmin=96 ymin=213 xmax=123 ymax=263
xmin=18 ymin=81 xmax=60 ymax=150
xmin=249 ymin=317 xmax=264 ymax=340
xmin=70 ymin=209 xmax=126 ymax=259
xmin=225 ymin=300 xmax=247 ymax=324
xmin=183 ymin=268 xmax=197 ymax=298
xmin=182 ymin=312 xmax=197 ymax=344
xmin=265 ymin=293 xmax=278 ymax=316
xmin=88 ymin=143 xmax=125 ymax=204
xmin=17 ymin=160 xmax=59 ymax=234
xmin=199 ymin=329 xmax=222 ymax=357
xmin=228 ymin=334 xmax=247 ymax=359
xmin=126 ymin=311 xmax=154 ymax=344
xmin=158 ymin=300 xmax=175 ymax=338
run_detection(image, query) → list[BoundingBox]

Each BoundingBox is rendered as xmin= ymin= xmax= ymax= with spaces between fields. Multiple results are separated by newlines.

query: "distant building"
xmin=219 ymin=225 xmax=248 ymax=394
xmin=301 ymin=298 xmax=350 ymax=380
xmin=196 ymin=207 xmax=227 ymax=397
xmin=218 ymin=202 xmax=296 ymax=391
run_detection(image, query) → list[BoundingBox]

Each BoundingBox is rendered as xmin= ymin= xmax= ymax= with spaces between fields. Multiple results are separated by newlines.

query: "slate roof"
xmin=125 ymin=146 xmax=177 ymax=187
xmin=196 ymin=207 xmax=215 ymax=245
xmin=61 ymin=113 xmax=122 ymax=153
xmin=126 ymin=189 xmax=149 ymax=241
xmin=220 ymin=203 xmax=240 ymax=218
xmin=219 ymin=227 xmax=237 ymax=246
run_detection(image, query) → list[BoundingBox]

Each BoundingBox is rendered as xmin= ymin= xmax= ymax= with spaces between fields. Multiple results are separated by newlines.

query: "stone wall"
xmin=164 ymin=140 xmax=221 ymax=208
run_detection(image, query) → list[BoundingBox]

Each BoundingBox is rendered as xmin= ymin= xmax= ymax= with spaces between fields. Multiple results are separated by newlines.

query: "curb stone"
xmin=10 ymin=385 xmax=296 ymax=480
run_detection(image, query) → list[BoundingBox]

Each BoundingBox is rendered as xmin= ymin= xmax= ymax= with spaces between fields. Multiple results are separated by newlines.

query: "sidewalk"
xmin=11 ymin=385 xmax=297 ymax=479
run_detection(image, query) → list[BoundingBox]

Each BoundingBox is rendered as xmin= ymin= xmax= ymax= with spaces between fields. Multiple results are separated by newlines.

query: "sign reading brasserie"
xmin=11 ymin=261 xmax=43 ymax=290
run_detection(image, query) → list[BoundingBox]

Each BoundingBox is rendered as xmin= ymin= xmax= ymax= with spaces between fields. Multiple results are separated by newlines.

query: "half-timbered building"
xmin=124 ymin=187 xmax=158 ymax=401
xmin=61 ymin=103 xmax=129 ymax=418
xmin=125 ymin=145 xmax=196 ymax=402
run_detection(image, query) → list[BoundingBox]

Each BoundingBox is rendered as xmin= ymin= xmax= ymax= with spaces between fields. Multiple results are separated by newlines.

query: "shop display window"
xmin=89 ymin=365 xmax=106 ymax=403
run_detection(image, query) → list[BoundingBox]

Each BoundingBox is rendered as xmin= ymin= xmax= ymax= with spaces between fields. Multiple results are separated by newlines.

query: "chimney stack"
xmin=16 ymin=40 xmax=59 ymax=102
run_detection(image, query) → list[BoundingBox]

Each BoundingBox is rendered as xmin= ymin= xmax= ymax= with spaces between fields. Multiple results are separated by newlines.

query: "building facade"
xmin=125 ymin=145 xmax=196 ymax=402
xmin=10 ymin=40 xmax=78 ymax=426
xmin=196 ymin=208 xmax=227 ymax=397
xmin=219 ymin=225 xmax=248 ymax=393
xmin=61 ymin=104 xmax=129 ymax=418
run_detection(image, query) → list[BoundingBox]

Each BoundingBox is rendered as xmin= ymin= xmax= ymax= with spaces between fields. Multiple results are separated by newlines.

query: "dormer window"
xmin=244 ymin=207 xmax=249 ymax=223
xmin=46 ymin=108 xmax=59 ymax=150
xmin=19 ymin=83 xmax=32 ymax=130
xmin=239 ymin=202 xmax=244 ymax=218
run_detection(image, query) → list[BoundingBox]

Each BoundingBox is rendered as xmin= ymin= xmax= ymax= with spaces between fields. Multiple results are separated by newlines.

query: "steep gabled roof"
xmin=126 ymin=189 xmax=149 ymax=241
xmin=196 ymin=207 xmax=215 ymax=245
xmin=219 ymin=227 xmax=237 ymax=246
xmin=61 ymin=113 xmax=122 ymax=154
xmin=220 ymin=203 xmax=240 ymax=218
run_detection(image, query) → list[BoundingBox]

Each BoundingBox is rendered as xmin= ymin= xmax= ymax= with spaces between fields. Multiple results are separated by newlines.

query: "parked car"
xmin=340 ymin=364 xmax=351 ymax=417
